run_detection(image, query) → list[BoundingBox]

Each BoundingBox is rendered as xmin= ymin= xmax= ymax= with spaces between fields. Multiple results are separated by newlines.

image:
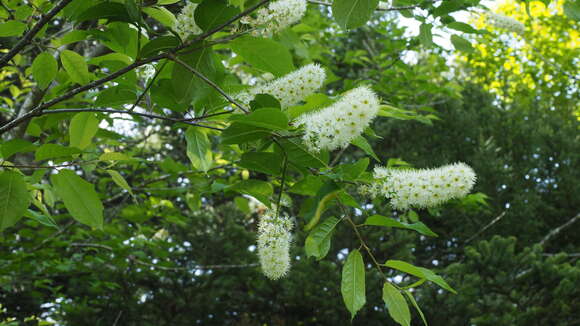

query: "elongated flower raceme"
xmin=257 ymin=211 xmax=293 ymax=280
xmin=485 ymin=12 xmax=525 ymax=35
xmin=241 ymin=0 xmax=307 ymax=37
xmin=294 ymin=86 xmax=380 ymax=152
xmin=370 ymin=162 xmax=477 ymax=210
xmin=235 ymin=63 xmax=326 ymax=109
xmin=174 ymin=2 xmax=202 ymax=39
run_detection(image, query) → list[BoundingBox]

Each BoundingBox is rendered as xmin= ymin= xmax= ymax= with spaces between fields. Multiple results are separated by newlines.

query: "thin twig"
xmin=19 ymin=108 xmax=224 ymax=131
xmin=0 ymin=160 xmax=98 ymax=170
xmin=307 ymin=0 xmax=423 ymax=12
xmin=464 ymin=210 xmax=508 ymax=244
xmin=0 ymin=0 xmax=74 ymax=68
xmin=539 ymin=212 xmax=580 ymax=247
xmin=169 ymin=54 xmax=249 ymax=113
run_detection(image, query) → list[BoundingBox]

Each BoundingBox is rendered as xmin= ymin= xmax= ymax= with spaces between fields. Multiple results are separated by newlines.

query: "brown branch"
xmin=307 ymin=0 xmax=422 ymax=12
xmin=464 ymin=210 xmax=508 ymax=244
xmin=0 ymin=160 xmax=98 ymax=170
xmin=0 ymin=0 xmax=74 ymax=68
xmin=539 ymin=212 xmax=580 ymax=247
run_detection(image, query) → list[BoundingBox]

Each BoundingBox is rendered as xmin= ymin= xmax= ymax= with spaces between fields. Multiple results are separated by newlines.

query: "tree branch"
xmin=539 ymin=212 xmax=580 ymax=247
xmin=0 ymin=0 xmax=74 ymax=68
xmin=464 ymin=210 xmax=508 ymax=244
xmin=307 ymin=0 xmax=422 ymax=12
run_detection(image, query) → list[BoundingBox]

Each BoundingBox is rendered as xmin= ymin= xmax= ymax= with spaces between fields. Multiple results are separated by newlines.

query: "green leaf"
xmin=276 ymin=138 xmax=328 ymax=169
xmin=99 ymin=152 xmax=132 ymax=161
xmin=228 ymin=180 xmax=273 ymax=206
xmin=0 ymin=171 xmax=31 ymax=231
xmin=382 ymin=282 xmax=411 ymax=326
xmin=221 ymin=122 xmax=271 ymax=145
xmin=305 ymin=216 xmax=341 ymax=260
xmin=364 ymin=215 xmax=438 ymax=237
xmin=419 ymin=23 xmax=434 ymax=47
xmin=35 ymin=144 xmax=83 ymax=161
xmin=384 ymin=260 xmax=457 ymax=294
xmin=61 ymin=50 xmax=92 ymax=85
xmin=50 ymin=170 xmax=104 ymax=229
xmin=125 ymin=0 xmax=141 ymax=23
xmin=351 ymin=136 xmax=379 ymax=162
xmin=32 ymin=52 xmax=58 ymax=89
xmin=238 ymin=152 xmax=283 ymax=175
xmin=69 ymin=112 xmax=100 ymax=150
xmin=334 ymin=158 xmax=369 ymax=181
xmin=0 ymin=21 xmax=27 ymax=37
xmin=229 ymin=108 xmax=289 ymax=130
xmin=451 ymin=35 xmax=474 ymax=53
xmin=447 ymin=22 xmax=478 ymax=34
xmin=185 ymin=127 xmax=213 ymax=172
xmin=140 ymin=35 xmax=179 ymax=57
xmin=564 ymin=0 xmax=580 ymax=21
xmin=1 ymin=139 xmax=37 ymax=159
xmin=25 ymin=209 xmax=59 ymax=229
xmin=195 ymin=0 xmax=240 ymax=31
xmin=142 ymin=7 xmax=176 ymax=28
xmin=433 ymin=0 xmax=464 ymax=16
xmin=106 ymin=170 xmax=133 ymax=195
xmin=76 ymin=2 xmax=131 ymax=22
xmin=171 ymin=47 xmax=221 ymax=104
xmin=341 ymin=249 xmax=366 ymax=320
xmin=250 ymin=94 xmax=281 ymax=110
xmin=332 ymin=0 xmax=379 ymax=30
xmin=403 ymin=290 xmax=428 ymax=326
xmin=230 ymin=36 xmax=295 ymax=77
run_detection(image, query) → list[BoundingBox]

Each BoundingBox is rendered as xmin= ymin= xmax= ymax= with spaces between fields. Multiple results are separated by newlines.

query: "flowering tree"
xmin=0 ymin=0 xmax=576 ymax=324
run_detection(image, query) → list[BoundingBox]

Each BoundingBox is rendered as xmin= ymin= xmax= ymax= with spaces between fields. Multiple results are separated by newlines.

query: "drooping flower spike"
xmin=235 ymin=63 xmax=326 ymax=109
xmin=257 ymin=211 xmax=293 ymax=280
xmin=241 ymin=0 xmax=308 ymax=37
xmin=294 ymin=86 xmax=380 ymax=152
xmin=369 ymin=162 xmax=477 ymax=210
xmin=485 ymin=12 xmax=525 ymax=35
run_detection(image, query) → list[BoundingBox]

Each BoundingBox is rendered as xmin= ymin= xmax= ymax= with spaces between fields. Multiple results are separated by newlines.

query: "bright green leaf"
xmin=69 ymin=112 xmax=100 ymax=150
xmin=364 ymin=215 xmax=438 ymax=237
xmin=195 ymin=0 xmax=240 ymax=31
xmin=382 ymin=282 xmax=411 ymax=326
xmin=451 ymin=35 xmax=474 ymax=53
xmin=230 ymin=36 xmax=295 ymax=77
xmin=305 ymin=216 xmax=341 ymax=260
xmin=106 ymin=170 xmax=133 ymax=195
xmin=61 ymin=50 xmax=92 ymax=85
xmin=341 ymin=249 xmax=366 ymax=320
xmin=0 ymin=21 xmax=27 ymax=37
xmin=50 ymin=170 xmax=104 ymax=229
xmin=185 ymin=127 xmax=213 ymax=172
xmin=35 ymin=144 xmax=83 ymax=161
xmin=32 ymin=52 xmax=58 ymax=89
xmin=351 ymin=136 xmax=379 ymax=162
xmin=229 ymin=108 xmax=289 ymax=130
xmin=332 ymin=0 xmax=379 ymax=29
xmin=384 ymin=260 xmax=457 ymax=294
xmin=0 ymin=171 xmax=30 ymax=231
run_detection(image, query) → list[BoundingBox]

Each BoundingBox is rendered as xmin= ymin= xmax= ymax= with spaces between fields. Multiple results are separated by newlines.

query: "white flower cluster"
xmin=377 ymin=1 xmax=389 ymax=10
xmin=370 ymin=162 xmax=477 ymax=210
xmin=235 ymin=63 xmax=326 ymax=108
xmin=294 ymin=86 xmax=380 ymax=152
xmin=136 ymin=64 xmax=156 ymax=82
xmin=241 ymin=0 xmax=307 ymax=37
xmin=257 ymin=211 xmax=293 ymax=280
xmin=485 ymin=12 xmax=525 ymax=35
xmin=174 ymin=2 xmax=202 ymax=39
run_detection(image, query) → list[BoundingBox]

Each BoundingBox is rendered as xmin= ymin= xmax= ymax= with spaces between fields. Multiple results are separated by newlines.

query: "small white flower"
xmin=257 ymin=210 xmax=293 ymax=280
xmin=235 ymin=63 xmax=326 ymax=109
xmin=294 ymin=86 xmax=380 ymax=152
xmin=370 ymin=162 xmax=477 ymax=210
xmin=137 ymin=64 xmax=156 ymax=82
xmin=377 ymin=1 xmax=389 ymax=10
xmin=242 ymin=0 xmax=307 ymax=37
xmin=485 ymin=12 xmax=525 ymax=35
xmin=174 ymin=2 xmax=202 ymax=39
